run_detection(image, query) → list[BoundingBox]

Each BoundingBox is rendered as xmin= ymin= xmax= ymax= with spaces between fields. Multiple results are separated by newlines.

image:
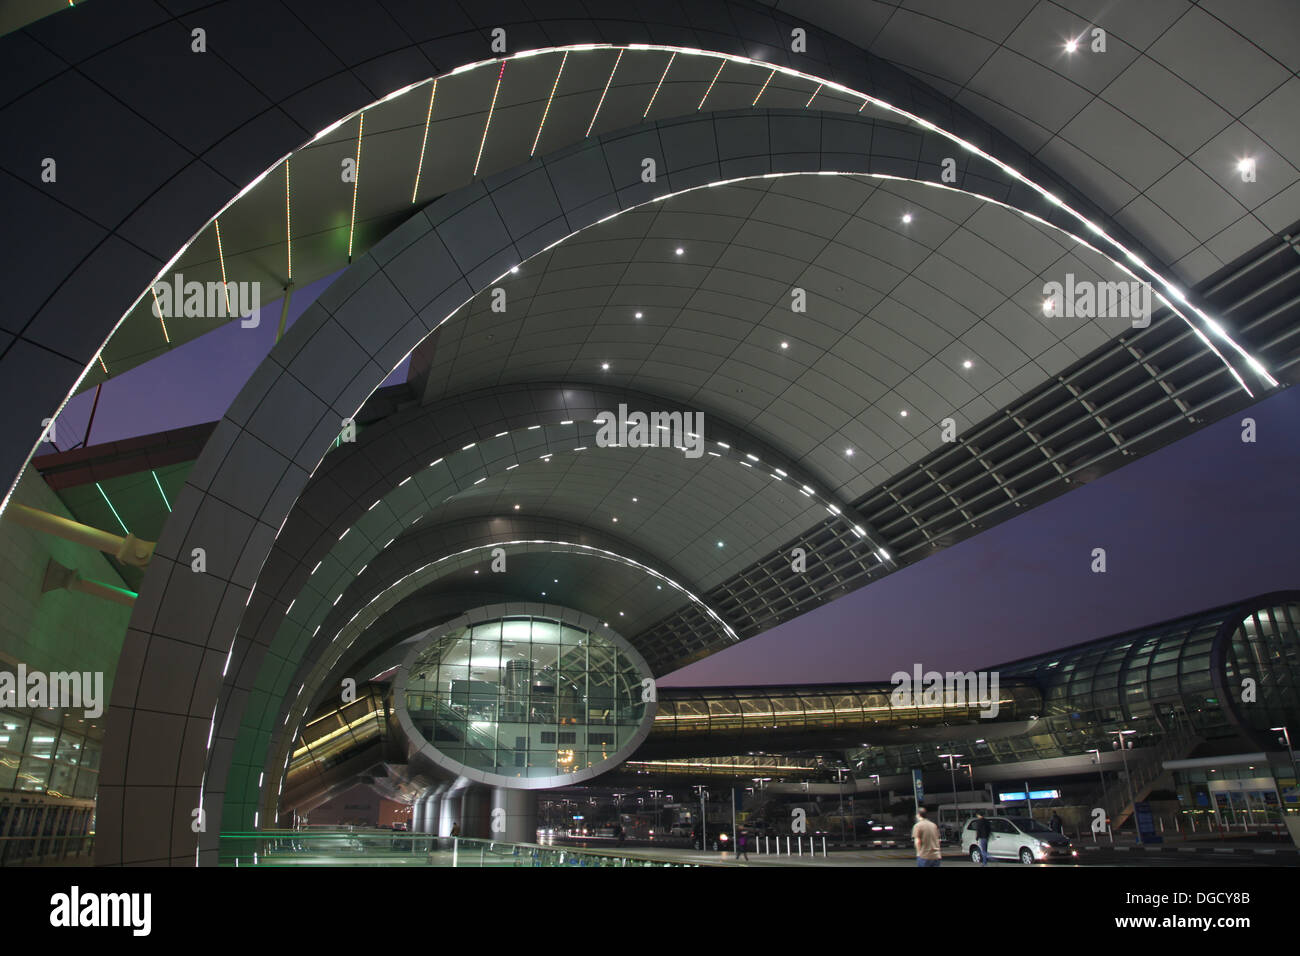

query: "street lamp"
xmin=692 ymin=785 xmax=709 ymax=851
xmin=938 ymin=753 xmax=964 ymax=828
xmin=1272 ymin=727 xmax=1300 ymax=811
xmin=833 ymin=767 xmax=850 ymax=843
xmin=1109 ymin=730 xmax=1138 ymax=843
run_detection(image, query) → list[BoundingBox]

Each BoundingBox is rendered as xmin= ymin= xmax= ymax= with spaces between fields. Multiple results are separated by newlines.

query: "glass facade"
xmin=0 ymin=709 xmax=100 ymax=799
xmin=399 ymin=613 xmax=652 ymax=786
xmin=651 ymin=681 xmax=1040 ymax=746
xmin=841 ymin=594 xmax=1300 ymax=776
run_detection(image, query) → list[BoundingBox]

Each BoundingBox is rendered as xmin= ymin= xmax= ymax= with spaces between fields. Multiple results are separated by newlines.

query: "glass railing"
xmin=219 ymin=829 xmax=699 ymax=866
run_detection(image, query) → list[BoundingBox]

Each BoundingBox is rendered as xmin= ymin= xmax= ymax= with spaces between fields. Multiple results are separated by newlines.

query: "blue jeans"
xmin=978 ymin=838 xmax=989 ymax=865
xmin=916 ymin=857 xmax=941 ymax=867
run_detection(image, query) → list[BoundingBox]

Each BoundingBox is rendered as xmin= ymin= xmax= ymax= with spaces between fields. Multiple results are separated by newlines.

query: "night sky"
xmin=51 ymin=283 xmax=1300 ymax=689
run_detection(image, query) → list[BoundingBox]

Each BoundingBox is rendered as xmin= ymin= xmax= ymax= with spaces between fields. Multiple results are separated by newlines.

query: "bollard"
xmin=797 ymin=836 xmax=802 ymax=857
xmin=786 ymin=836 xmax=790 ymax=855
xmin=822 ymin=836 xmax=827 ymax=857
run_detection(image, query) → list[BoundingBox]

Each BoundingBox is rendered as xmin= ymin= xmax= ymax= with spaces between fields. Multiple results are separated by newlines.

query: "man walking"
xmin=973 ymin=811 xmax=992 ymax=866
xmin=912 ymin=807 xmax=942 ymax=867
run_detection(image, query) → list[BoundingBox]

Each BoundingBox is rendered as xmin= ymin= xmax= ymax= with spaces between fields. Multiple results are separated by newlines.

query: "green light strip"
xmin=95 ymin=482 xmax=130 ymax=535
xmin=152 ymin=470 xmax=172 ymax=513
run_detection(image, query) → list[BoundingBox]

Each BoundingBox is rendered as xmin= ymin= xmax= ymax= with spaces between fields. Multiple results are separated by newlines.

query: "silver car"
xmin=963 ymin=816 xmax=1077 ymax=864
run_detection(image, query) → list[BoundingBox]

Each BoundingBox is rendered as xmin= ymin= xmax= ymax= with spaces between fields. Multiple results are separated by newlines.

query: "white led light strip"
xmin=44 ymin=42 xmax=1270 ymax=539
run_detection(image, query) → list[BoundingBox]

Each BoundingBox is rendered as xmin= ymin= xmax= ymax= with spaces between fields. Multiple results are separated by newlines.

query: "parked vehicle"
xmin=963 ymin=816 xmax=1077 ymax=864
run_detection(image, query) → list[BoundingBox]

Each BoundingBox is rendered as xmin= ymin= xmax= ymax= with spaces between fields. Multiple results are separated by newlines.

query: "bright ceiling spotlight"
xmin=634 ymin=311 xmax=643 ymax=318
xmin=901 ymin=212 xmax=913 ymax=224
xmin=1064 ymin=38 xmax=1078 ymax=53
xmin=716 ymin=541 xmax=724 ymax=548
xmin=675 ymin=247 xmax=684 ymax=255
xmin=780 ymin=341 xmax=789 ymax=349
xmin=601 ymin=362 xmax=610 ymax=370
xmin=1042 ymin=298 xmax=1055 ymax=315
xmin=1237 ymin=157 xmax=1256 ymax=174
xmin=963 ymin=360 xmax=973 ymax=369
xmin=900 ymin=410 xmax=908 ymax=417
xmin=510 ymin=266 xmax=519 ymax=274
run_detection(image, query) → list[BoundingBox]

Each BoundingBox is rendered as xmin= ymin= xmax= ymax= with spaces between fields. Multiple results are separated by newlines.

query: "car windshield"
xmin=1008 ymin=817 xmax=1054 ymax=833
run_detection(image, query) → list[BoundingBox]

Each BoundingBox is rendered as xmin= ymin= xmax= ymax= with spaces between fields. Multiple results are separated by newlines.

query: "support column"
xmin=423 ymin=783 xmax=447 ymax=833
xmin=491 ymin=787 xmax=538 ymax=844
xmin=459 ymin=784 xmax=492 ymax=839
xmin=411 ymin=789 xmax=428 ymax=834
xmin=440 ymin=777 xmax=470 ymax=836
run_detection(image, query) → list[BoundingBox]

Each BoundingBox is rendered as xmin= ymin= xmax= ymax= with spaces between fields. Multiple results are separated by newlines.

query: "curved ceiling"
xmin=416 ymin=172 xmax=1155 ymax=500
xmin=19 ymin=0 xmax=1287 ymax=865
xmin=770 ymin=0 xmax=1300 ymax=285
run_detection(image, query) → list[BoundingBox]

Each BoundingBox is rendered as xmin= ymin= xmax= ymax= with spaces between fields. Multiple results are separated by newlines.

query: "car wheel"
xmin=969 ymin=845 xmax=982 ymax=863
xmin=1019 ymin=846 xmax=1035 ymax=865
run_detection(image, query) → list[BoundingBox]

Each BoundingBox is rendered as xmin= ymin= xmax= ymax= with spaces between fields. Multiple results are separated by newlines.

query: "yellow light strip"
xmin=644 ymin=51 xmax=675 ymax=118
xmin=752 ymin=68 xmax=774 ymax=107
xmin=98 ymin=355 xmax=108 ymax=375
xmin=214 ymin=218 xmax=232 ymax=314
xmin=151 ymin=286 xmax=170 ymax=343
xmin=698 ymin=60 xmax=724 ymax=110
xmin=348 ymin=112 xmax=364 ymax=260
xmin=531 ymin=51 xmax=567 ymax=156
xmin=473 ymin=63 xmax=506 ymax=177
xmin=284 ymin=157 xmax=292 ymax=281
xmin=411 ymin=80 xmax=437 ymax=202
xmin=805 ymin=82 xmax=822 ymax=108
xmin=585 ymin=48 xmax=623 ymax=137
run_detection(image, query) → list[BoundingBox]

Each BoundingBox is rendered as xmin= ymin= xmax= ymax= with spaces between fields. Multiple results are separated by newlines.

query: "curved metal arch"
xmin=100 ymin=109 xmax=1252 ymax=865
xmin=6 ymin=18 xmax=1274 ymax=526
xmin=255 ymin=534 xmax=735 ymax=827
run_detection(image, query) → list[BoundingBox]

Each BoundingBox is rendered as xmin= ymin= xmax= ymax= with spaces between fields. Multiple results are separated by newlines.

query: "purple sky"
xmin=665 ymin=384 xmax=1300 ymax=685
xmin=51 ymin=287 xmax=1299 ymax=689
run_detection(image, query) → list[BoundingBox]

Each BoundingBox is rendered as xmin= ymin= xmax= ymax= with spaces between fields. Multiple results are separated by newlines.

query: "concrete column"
xmin=459 ymin=784 xmax=492 ymax=839
xmin=411 ymin=789 xmax=428 ymax=833
xmin=440 ymin=777 xmax=470 ymax=836
xmin=423 ymin=783 xmax=448 ymax=833
xmin=491 ymin=787 xmax=538 ymax=844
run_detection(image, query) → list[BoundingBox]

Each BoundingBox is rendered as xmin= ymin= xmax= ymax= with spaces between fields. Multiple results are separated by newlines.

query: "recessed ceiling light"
xmin=845 ymin=448 xmax=854 ymax=457
xmin=675 ymin=247 xmax=684 ymax=255
xmin=1064 ymin=37 xmax=1080 ymax=53
xmin=554 ymin=578 xmax=558 ymax=583
xmin=716 ymin=541 xmax=724 ymax=548
xmin=962 ymin=360 xmax=973 ymax=369
xmin=656 ymin=585 xmax=661 ymax=590
xmin=510 ymin=266 xmax=519 ymax=274
xmin=618 ymin=611 xmax=624 ymax=616
xmin=612 ymin=516 xmax=618 ymax=522
xmin=780 ymin=341 xmax=789 ymax=350
xmin=635 ymin=311 xmax=643 ymax=319
xmin=513 ymin=504 xmax=520 ymax=510
xmin=901 ymin=212 xmax=913 ymax=224
xmin=474 ymin=570 xmax=479 ymax=574
xmin=601 ymin=362 xmax=610 ymax=370
xmin=1237 ymin=157 xmax=1255 ymax=173
xmin=541 ymin=591 xmax=547 ymax=596
xmin=900 ymin=410 xmax=908 ymax=417
xmin=1042 ymin=299 xmax=1055 ymax=315
xmin=632 ymin=497 xmax=638 ymax=502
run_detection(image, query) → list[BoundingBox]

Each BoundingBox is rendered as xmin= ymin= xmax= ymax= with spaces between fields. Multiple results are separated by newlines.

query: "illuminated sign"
xmin=998 ymin=789 xmax=1061 ymax=801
